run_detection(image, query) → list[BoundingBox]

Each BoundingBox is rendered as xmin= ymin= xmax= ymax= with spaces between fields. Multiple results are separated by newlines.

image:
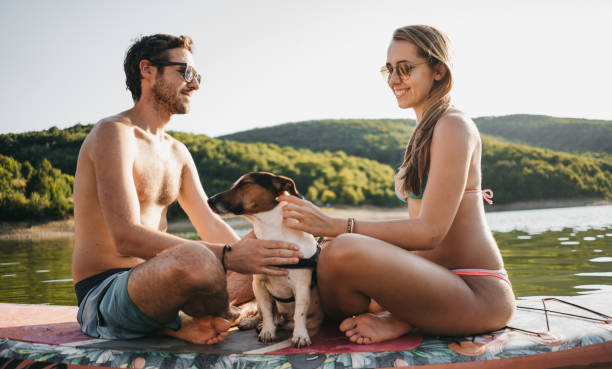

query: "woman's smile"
xmin=393 ymin=87 xmax=409 ymax=98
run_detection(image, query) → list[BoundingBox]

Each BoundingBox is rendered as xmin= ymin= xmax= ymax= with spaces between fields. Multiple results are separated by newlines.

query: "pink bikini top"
xmin=394 ymin=175 xmax=493 ymax=205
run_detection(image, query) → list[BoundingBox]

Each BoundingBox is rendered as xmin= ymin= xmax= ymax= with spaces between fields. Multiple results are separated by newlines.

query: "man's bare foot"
xmin=339 ymin=311 xmax=413 ymax=344
xmin=368 ymin=299 xmax=384 ymax=314
xmin=162 ymin=313 xmax=231 ymax=344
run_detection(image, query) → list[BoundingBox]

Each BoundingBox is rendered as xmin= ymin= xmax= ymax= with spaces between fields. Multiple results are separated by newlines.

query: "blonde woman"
xmin=277 ymin=25 xmax=515 ymax=344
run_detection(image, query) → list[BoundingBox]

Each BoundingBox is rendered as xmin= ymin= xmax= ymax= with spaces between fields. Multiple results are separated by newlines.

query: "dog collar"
xmin=270 ymin=245 xmax=321 ymax=303
xmin=276 ymin=245 xmax=321 ymax=269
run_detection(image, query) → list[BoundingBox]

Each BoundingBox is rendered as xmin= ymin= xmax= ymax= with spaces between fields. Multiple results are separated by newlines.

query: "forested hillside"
xmin=0 ymin=126 xmax=396 ymax=220
xmin=1 ymin=116 xmax=611 ymax=221
xmin=0 ymin=155 xmax=73 ymax=220
xmin=220 ymin=119 xmax=415 ymax=167
xmin=473 ymin=114 xmax=612 ymax=154
xmin=219 ymin=118 xmax=612 ymax=203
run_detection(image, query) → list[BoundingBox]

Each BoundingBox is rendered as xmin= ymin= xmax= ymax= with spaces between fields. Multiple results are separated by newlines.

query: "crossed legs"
xmin=127 ymin=242 xmax=232 ymax=344
xmin=317 ymin=234 xmax=515 ymax=344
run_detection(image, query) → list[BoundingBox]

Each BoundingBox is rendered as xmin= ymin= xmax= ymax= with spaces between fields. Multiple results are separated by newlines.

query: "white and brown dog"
xmin=207 ymin=171 xmax=324 ymax=347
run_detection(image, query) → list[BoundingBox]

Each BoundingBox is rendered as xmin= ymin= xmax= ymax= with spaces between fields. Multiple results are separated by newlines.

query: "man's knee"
xmin=165 ymin=242 xmax=226 ymax=295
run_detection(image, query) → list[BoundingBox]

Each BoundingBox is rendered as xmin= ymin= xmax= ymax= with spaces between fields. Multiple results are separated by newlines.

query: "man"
xmin=72 ymin=34 xmax=302 ymax=344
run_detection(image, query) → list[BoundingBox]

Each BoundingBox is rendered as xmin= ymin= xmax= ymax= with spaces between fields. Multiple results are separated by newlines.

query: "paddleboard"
xmin=1 ymin=292 xmax=611 ymax=369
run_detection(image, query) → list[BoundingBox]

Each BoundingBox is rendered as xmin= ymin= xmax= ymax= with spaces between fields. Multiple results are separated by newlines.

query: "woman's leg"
xmin=317 ymin=234 xmax=514 ymax=343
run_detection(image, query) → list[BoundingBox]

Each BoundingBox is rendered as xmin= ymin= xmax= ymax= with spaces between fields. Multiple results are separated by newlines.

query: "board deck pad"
xmin=1 ymin=292 xmax=611 ymax=368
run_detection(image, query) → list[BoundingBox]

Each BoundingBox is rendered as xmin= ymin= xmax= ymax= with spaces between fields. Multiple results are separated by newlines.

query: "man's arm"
xmin=92 ymin=121 xmax=190 ymax=259
xmin=176 ymin=142 xmax=239 ymax=245
xmin=174 ymin=142 xmax=256 ymax=304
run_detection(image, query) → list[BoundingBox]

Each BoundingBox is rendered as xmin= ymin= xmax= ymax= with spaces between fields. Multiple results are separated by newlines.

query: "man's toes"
xmin=212 ymin=317 xmax=231 ymax=332
xmin=207 ymin=332 xmax=227 ymax=345
xmin=348 ymin=333 xmax=359 ymax=343
xmin=339 ymin=317 xmax=356 ymax=332
xmin=363 ymin=337 xmax=372 ymax=345
xmin=357 ymin=336 xmax=365 ymax=345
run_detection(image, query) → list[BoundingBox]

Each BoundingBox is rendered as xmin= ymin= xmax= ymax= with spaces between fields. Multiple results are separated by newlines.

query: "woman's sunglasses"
xmin=380 ymin=60 xmax=428 ymax=82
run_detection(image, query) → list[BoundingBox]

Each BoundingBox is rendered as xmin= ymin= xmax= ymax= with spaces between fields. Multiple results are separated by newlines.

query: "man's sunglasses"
xmin=150 ymin=60 xmax=202 ymax=84
xmin=380 ymin=60 xmax=428 ymax=82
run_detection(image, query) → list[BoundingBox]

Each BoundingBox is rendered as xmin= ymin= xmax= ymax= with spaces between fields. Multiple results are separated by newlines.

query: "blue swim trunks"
xmin=75 ymin=268 xmax=181 ymax=339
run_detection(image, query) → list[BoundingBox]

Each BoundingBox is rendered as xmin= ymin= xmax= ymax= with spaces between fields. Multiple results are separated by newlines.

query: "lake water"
xmin=0 ymin=205 xmax=611 ymax=306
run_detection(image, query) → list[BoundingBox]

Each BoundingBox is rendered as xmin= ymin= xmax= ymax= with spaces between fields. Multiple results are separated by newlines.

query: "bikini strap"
xmin=464 ymin=189 xmax=494 ymax=205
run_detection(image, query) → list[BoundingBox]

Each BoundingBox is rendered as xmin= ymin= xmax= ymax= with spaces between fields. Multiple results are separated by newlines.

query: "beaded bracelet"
xmin=347 ymin=217 xmax=355 ymax=233
xmin=221 ymin=244 xmax=232 ymax=273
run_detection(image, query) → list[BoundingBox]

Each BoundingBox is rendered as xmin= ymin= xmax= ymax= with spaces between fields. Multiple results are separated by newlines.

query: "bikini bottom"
xmin=451 ymin=268 xmax=511 ymax=285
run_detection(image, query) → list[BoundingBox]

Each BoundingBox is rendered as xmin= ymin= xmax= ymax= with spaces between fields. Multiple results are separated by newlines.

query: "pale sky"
xmin=0 ymin=0 xmax=610 ymax=137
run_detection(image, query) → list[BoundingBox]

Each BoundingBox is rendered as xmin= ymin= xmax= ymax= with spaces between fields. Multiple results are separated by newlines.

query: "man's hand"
xmin=225 ymin=231 xmax=303 ymax=276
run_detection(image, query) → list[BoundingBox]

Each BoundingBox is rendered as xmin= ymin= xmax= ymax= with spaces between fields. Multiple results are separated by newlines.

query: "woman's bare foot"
xmin=162 ymin=313 xmax=231 ymax=344
xmin=339 ymin=311 xmax=413 ymax=344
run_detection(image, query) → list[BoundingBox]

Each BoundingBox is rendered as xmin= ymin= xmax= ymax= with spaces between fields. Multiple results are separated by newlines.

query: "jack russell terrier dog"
xmin=207 ymin=171 xmax=324 ymax=348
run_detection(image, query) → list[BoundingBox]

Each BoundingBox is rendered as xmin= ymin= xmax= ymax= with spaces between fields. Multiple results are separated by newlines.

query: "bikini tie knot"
xmin=482 ymin=189 xmax=494 ymax=205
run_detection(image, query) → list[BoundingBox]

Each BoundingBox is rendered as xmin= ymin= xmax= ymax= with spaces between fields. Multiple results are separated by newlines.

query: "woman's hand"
xmin=277 ymin=195 xmax=344 ymax=237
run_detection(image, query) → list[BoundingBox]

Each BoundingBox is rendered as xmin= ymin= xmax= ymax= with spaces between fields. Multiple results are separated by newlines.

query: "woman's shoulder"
xmin=435 ymin=108 xmax=479 ymax=137
xmin=432 ymin=108 xmax=480 ymax=147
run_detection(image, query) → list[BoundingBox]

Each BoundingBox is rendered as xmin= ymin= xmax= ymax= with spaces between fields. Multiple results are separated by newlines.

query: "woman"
xmin=277 ymin=25 xmax=515 ymax=344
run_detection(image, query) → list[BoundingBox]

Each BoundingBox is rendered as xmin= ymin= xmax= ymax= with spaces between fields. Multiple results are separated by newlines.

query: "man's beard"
xmin=152 ymin=76 xmax=189 ymax=115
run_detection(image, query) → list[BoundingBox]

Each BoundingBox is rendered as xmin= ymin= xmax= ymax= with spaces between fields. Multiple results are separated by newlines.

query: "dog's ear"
xmin=273 ymin=175 xmax=302 ymax=199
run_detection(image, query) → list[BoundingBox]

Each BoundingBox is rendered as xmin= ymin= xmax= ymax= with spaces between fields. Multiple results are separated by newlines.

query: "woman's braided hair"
xmin=394 ymin=25 xmax=454 ymax=196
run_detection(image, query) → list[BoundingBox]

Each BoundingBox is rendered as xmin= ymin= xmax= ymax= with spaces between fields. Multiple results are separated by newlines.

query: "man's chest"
xmin=132 ymin=146 xmax=182 ymax=207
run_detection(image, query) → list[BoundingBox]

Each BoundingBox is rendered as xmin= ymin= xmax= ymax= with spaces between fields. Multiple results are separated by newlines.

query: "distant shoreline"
xmin=1 ymin=198 xmax=609 ymax=242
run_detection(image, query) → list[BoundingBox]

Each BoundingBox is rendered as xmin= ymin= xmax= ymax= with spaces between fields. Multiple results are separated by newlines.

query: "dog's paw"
xmin=258 ymin=326 xmax=277 ymax=343
xmin=238 ymin=315 xmax=260 ymax=331
xmin=291 ymin=334 xmax=311 ymax=348
xmin=223 ymin=305 xmax=241 ymax=325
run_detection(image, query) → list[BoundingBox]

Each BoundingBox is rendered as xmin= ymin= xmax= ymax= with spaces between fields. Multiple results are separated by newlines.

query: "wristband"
xmin=347 ymin=217 xmax=355 ymax=233
xmin=221 ymin=244 xmax=232 ymax=273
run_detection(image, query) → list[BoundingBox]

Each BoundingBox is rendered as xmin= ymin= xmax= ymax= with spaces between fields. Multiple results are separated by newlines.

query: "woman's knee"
xmin=165 ymin=242 xmax=226 ymax=294
xmin=318 ymin=234 xmax=370 ymax=278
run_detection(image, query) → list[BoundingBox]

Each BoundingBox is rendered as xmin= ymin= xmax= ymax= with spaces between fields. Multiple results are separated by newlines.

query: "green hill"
xmin=1 ymin=117 xmax=611 ymax=221
xmin=473 ymin=114 xmax=612 ymax=155
xmin=0 ymin=125 xmax=398 ymax=220
xmin=0 ymin=154 xmax=73 ymax=221
xmin=220 ymin=119 xmax=415 ymax=168
xmin=219 ymin=118 xmax=612 ymax=203
xmin=0 ymin=124 xmax=92 ymax=176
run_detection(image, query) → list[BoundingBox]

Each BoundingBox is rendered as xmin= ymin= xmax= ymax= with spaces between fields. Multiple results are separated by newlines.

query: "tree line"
xmin=1 ymin=118 xmax=611 ymax=221
xmin=473 ymin=114 xmax=612 ymax=155
xmin=0 ymin=154 xmax=73 ymax=221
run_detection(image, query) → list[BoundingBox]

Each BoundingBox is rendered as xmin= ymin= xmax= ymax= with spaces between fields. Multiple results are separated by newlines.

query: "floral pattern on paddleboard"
xmin=1 ymin=294 xmax=611 ymax=368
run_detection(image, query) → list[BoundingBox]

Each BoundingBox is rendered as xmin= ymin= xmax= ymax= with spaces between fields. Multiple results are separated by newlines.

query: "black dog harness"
xmin=270 ymin=243 xmax=321 ymax=303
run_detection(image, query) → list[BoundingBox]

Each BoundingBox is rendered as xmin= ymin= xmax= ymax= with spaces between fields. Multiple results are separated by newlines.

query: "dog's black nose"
xmin=207 ymin=195 xmax=222 ymax=213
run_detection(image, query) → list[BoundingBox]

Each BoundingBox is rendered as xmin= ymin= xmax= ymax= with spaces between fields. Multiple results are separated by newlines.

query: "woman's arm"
xmin=280 ymin=113 xmax=478 ymax=251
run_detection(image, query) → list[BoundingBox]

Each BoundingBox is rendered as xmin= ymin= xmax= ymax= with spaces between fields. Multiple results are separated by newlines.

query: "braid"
xmin=393 ymin=25 xmax=453 ymax=196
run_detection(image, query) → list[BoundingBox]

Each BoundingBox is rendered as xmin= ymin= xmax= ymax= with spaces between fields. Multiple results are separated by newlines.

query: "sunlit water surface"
xmin=1 ymin=205 xmax=610 ymax=305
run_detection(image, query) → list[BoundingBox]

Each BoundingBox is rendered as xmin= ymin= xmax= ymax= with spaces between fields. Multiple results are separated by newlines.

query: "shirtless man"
xmin=72 ymin=34 xmax=302 ymax=344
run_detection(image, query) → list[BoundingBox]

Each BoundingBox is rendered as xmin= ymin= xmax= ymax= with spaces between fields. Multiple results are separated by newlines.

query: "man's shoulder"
xmin=86 ymin=114 xmax=135 ymax=143
xmin=81 ymin=114 xmax=135 ymax=155
xmin=93 ymin=114 xmax=134 ymax=135
xmin=163 ymin=132 xmax=191 ymax=158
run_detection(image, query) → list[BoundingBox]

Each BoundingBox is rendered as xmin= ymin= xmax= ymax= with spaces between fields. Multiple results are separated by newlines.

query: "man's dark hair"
xmin=124 ymin=34 xmax=194 ymax=102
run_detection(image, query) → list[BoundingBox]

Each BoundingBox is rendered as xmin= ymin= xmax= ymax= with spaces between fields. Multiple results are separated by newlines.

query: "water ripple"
xmin=41 ymin=278 xmax=73 ymax=283
xmin=575 ymin=272 xmax=612 ymax=277
xmin=590 ymin=257 xmax=612 ymax=263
